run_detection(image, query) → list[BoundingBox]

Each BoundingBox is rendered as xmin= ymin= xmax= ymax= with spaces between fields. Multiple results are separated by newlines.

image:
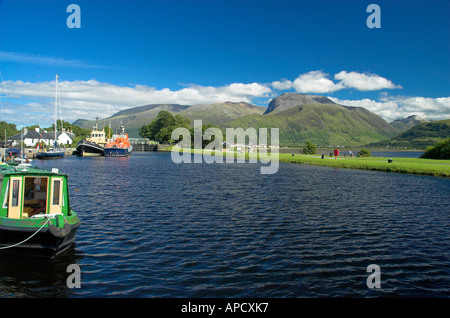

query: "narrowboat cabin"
xmin=0 ymin=163 xmax=80 ymax=258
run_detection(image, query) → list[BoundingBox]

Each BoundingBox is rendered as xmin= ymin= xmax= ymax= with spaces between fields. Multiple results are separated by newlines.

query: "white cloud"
xmin=292 ymin=71 xmax=344 ymax=93
xmin=334 ymin=71 xmax=402 ymax=91
xmin=5 ymin=80 xmax=272 ymax=106
xmin=272 ymin=79 xmax=293 ymax=90
xmin=225 ymin=82 xmax=272 ymax=97
xmin=1 ymin=72 xmax=446 ymax=127
xmin=1 ymin=79 xmax=273 ymax=126
xmin=0 ymin=51 xmax=106 ymax=68
xmin=329 ymin=96 xmax=450 ymax=122
xmin=271 ymin=70 xmax=402 ymax=93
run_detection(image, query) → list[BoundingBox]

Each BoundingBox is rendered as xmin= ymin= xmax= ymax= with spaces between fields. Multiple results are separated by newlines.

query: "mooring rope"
xmin=0 ymin=218 xmax=51 ymax=250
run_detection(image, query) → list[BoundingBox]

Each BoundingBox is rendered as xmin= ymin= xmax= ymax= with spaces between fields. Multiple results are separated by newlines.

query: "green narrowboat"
xmin=0 ymin=163 xmax=80 ymax=258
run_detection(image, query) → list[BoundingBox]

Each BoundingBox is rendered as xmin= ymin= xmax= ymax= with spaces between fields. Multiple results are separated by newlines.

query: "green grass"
xmin=276 ymin=153 xmax=450 ymax=177
xmin=167 ymin=146 xmax=450 ymax=177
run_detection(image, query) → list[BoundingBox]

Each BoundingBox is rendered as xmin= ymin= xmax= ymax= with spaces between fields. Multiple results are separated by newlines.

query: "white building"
xmin=8 ymin=128 xmax=74 ymax=147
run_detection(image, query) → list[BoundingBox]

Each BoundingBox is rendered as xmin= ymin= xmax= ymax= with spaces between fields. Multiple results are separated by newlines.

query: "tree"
xmin=357 ymin=148 xmax=372 ymax=157
xmin=25 ymin=124 xmax=40 ymax=131
xmin=192 ymin=123 xmax=222 ymax=149
xmin=139 ymin=111 xmax=191 ymax=144
xmin=303 ymin=140 xmax=316 ymax=154
xmin=45 ymin=119 xmax=71 ymax=132
xmin=174 ymin=114 xmax=190 ymax=129
xmin=0 ymin=121 xmax=19 ymax=141
xmin=420 ymin=138 xmax=450 ymax=159
xmin=71 ymin=125 xmax=91 ymax=139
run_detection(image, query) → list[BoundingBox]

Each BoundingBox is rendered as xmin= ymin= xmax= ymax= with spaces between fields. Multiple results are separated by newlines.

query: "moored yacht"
xmin=36 ymin=75 xmax=65 ymax=160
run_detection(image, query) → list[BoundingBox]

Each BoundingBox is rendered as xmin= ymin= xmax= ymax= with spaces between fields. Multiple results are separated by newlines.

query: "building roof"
xmin=7 ymin=130 xmax=74 ymax=141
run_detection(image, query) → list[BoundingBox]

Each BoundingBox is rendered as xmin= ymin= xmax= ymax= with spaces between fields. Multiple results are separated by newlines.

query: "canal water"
xmin=370 ymin=150 xmax=424 ymax=158
xmin=0 ymin=152 xmax=448 ymax=297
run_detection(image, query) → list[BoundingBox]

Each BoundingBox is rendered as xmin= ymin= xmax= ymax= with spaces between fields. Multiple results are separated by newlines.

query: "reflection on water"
xmin=1 ymin=152 xmax=448 ymax=297
xmin=0 ymin=245 xmax=83 ymax=297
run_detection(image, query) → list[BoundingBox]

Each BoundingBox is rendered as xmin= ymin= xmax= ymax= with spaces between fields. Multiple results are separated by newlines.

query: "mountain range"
xmin=73 ymin=101 xmax=266 ymax=138
xmin=223 ymin=93 xmax=397 ymax=146
xmin=72 ymin=93 xmax=448 ymax=148
xmin=367 ymin=119 xmax=450 ymax=149
xmin=390 ymin=115 xmax=430 ymax=132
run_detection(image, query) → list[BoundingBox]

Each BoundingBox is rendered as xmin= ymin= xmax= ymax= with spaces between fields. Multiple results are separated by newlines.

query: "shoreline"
xmin=0 ymin=147 xmax=76 ymax=159
xmin=276 ymin=153 xmax=450 ymax=178
xmin=280 ymin=147 xmax=426 ymax=152
xmin=169 ymin=147 xmax=450 ymax=178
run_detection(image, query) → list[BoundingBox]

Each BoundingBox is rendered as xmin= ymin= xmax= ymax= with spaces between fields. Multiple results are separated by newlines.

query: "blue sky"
xmin=0 ymin=0 xmax=449 ymax=127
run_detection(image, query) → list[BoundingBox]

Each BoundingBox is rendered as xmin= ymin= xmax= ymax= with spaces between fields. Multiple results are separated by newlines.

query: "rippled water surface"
xmin=1 ymin=152 xmax=449 ymax=297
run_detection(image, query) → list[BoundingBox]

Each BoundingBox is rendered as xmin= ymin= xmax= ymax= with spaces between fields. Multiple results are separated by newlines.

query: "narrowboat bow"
xmin=0 ymin=163 xmax=80 ymax=258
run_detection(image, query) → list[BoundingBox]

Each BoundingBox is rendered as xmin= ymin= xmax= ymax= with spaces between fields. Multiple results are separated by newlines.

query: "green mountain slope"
xmin=368 ymin=119 xmax=450 ymax=149
xmin=72 ymin=104 xmax=190 ymax=137
xmin=72 ymin=102 xmax=266 ymax=137
xmin=179 ymin=101 xmax=266 ymax=126
xmin=223 ymin=100 xmax=398 ymax=147
xmin=390 ymin=115 xmax=431 ymax=133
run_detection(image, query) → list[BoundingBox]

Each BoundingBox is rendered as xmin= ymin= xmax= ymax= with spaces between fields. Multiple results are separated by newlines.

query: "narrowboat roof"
xmin=0 ymin=163 xmax=66 ymax=178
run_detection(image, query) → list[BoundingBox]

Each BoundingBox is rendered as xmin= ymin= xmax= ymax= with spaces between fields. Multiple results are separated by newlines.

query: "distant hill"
xmin=72 ymin=102 xmax=265 ymax=138
xmin=224 ymin=94 xmax=398 ymax=146
xmin=179 ymin=101 xmax=266 ymax=126
xmin=109 ymin=104 xmax=189 ymax=118
xmin=390 ymin=115 xmax=431 ymax=133
xmin=367 ymin=119 xmax=450 ymax=149
xmin=73 ymin=104 xmax=190 ymax=137
xmin=71 ymin=119 xmax=93 ymax=129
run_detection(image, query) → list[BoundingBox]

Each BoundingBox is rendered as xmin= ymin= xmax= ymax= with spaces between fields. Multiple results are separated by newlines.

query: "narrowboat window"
xmin=12 ymin=180 xmax=19 ymax=207
xmin=53 ymin=180 xmax=61 ymax=205
xmin=23 ymin=177 xmax=48 ymax=218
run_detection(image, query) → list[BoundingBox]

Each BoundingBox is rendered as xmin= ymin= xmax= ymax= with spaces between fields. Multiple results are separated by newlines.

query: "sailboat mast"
xmin=0 ymin=70 xmax=8 ymax=160
xmin=59 ymin=80 xmax=63 ymax=132
xmin=21 ymin=125 xmax=23 ymax=158
xmin=55 ymin=74 xmax=58 ymax=146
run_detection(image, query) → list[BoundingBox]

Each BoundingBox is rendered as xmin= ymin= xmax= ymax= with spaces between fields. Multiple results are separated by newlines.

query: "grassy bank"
xmin=276 ymin=153 xmax=450 ymax=177
xmin=166 ymin=146 xmax=450 ymax=177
